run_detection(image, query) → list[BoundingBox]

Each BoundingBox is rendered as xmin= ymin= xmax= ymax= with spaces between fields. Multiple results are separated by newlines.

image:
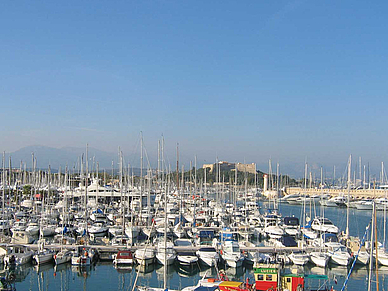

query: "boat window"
xmin=266 ymin=275 xmax=272 ymax=281
xmin=286 ymin=278 xmax=291 ymax=283
xmin=232 ymin=246 xmax=240 ymax=253
xmin=257 ymin=274 xmax=264 ymax=281
xmin=323 ymin=218 xmax=333 ymax=225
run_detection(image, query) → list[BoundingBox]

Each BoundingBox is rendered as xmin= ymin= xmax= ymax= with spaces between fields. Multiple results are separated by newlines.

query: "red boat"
xmin=113 ymin=250 xmax=133 ymax=265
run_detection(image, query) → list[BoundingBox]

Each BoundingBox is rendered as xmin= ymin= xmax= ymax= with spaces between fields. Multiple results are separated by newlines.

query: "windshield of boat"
xmin=199 ymin=247 xmax=216 ymax=252
xmin=339 ymin=246 xmax=347 ymax=252
xmin=175 ymin=240 xmax=192 ymax=247
xmin=321 ymin=218 xmax=333 ymax=225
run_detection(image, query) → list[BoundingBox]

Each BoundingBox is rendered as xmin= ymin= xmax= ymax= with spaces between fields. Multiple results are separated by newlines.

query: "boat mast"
xmin=85 ymin=144 xmax=89 ymax=243
xmin=346 ymin=155 xmax=351 ymax=238
xmin=140 ymin=132 xmax=143 ymax=224
xmin=120 ymin=150 xmax=124 ymax=236
xmin=2 ymin=152 xmax=5 ymax=232
xmin=367 ymin=199 xmax=375 ymax=291
xmin=382 ymin=162 xmax=386 ymax=248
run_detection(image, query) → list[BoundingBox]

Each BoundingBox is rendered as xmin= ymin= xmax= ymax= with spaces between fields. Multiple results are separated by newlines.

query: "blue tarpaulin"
xmin=194 ymin=286 xmax=218 ymax=291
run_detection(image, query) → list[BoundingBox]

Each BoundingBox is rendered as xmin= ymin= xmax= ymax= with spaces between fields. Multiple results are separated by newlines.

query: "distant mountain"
xmin=5 ymin=145 xmax=121 ymax=170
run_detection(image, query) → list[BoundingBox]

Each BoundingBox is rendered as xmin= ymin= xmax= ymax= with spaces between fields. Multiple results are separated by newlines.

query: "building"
xmin=203 ymin=161 xmax=256 ymax=174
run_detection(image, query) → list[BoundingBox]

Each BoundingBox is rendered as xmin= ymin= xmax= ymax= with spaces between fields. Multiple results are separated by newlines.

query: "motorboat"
xmin=155 ymin=241 xmax=176 ymax=265
xmin=176 ymin=251 xmax=198 ymax=266
xmin=282 ymin=217 xmax=300 ymax=237
xmin=54 ymin=250 xmax=73 ymax=265
xmin=33 ymin=240 xmax=54 ymax=265
xmin=4 ymin=246 xmax=34 ymax=266
xmin=311 ymin=217 xmax=339 ymax=234
xmin=134 ymin=248 xmax=155 ymax=266
xmin=288 ymin=252 xmax=310 ymax=265
xmin=113 ymin=249 xmax=134 ymax=265
xmin=326 ymin=242 xmax=352 ymax=266
xmin=221 ymin=240 xmax=244 ymax=268
xmin=71 ymin=246 xmax=95 ymax=266
xmin=310 ymin=251 xmax=330 ymax=267
xmin=196 ymin=247 xmax=220 ymax=267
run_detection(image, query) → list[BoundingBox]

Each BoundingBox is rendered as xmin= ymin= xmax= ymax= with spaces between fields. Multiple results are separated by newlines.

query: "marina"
xmin=0 ymin=159 xmax=387 ymax=291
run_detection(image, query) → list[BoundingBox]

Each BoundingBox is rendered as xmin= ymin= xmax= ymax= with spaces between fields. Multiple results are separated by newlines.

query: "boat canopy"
xmin=194 ymin=287 xmax=218 ymax=291
xmin=279 ymin=236 xmax=297 ymax=247
xmin=284 ymin=217 xmax=299 ymax=226
xmin=199 ymin=230 xmax=215 ymax=238
xmin=322 ymin=233 xmax=338 ymax=243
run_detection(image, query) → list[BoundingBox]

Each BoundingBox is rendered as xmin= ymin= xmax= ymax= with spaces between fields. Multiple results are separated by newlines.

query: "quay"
xmin=5 ymin=243 xmax=319 ymax=260
xmin=285 ymin=187 xmax=387 ymax=198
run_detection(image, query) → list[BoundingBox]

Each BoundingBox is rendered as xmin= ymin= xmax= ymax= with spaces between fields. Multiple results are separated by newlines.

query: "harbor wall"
xmin=285 ymin=187 xmax=387 ymax=198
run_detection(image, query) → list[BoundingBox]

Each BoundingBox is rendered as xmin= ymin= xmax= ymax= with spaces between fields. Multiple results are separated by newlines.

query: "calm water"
xmin=7 ymin=204 xmax=388 ymax=291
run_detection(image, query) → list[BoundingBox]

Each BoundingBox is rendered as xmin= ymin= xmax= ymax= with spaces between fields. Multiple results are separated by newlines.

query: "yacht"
xmin=221 ymin=240 xmax=244 ymax=268
xmin=113 ymin=249 xmax=134 ymax=265
xmin=134 ymin=248 xmax=155 ymax=266
xmin=4 ymin=246 xmax=34 ymax=266
xmin=288 ymin=252 xmax=310 ymax=266
xmin=196 ymin=247 xmax=220 ymax=267
xmin=311 ymin=217 xmax=339 ymax=234
xmin=326 ymin=242 xmax=352 ymax=266
xmin=155 ymin=241 xmax=176 ymax=265
xmin=54 ymin=249 xmax=73 ymax=265
xmin=176 ymin=251 xmax=198 ymax=266
xmin=309 ymin=251 xmax=330 ymax=267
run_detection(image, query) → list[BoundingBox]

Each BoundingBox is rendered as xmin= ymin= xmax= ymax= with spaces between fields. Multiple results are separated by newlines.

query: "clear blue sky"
xmin=1 ymin=1 xmax=388 ymax=176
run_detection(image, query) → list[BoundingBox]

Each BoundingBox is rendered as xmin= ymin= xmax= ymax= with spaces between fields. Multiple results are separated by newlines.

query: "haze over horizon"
xmin=1 ymin=1 xmax=388 ymax=178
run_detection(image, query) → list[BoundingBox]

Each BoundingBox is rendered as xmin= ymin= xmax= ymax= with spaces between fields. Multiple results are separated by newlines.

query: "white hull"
xmin=71 ymin=255 xmax=91 ymax=266
xmin=135 ymin=249 xmax=155 ymax=266
xmin=54 ymin=251 xmax=72 ymax=265
xmin=33 ymin=252 xmax=53 ymax=265
xmin=4 ymin=252 xmax=33 ymax=266
xmin=310 ymin=252 xmax=329 ymax=267
xmin=289 ymin=253 xmax=310 ymax=266
xmin=197 ymin=254 xmax=219 ymax=267
xmin=177 ymin=255 xmax=198 ymax=266
xmin=354 ymin=251 xmax=369 ymax=265
xmin=224 ymin=257 xmax=244 ymax=268
xmin=114 ymin=258 xmax=134 ymax=265
xmin=376 ymin=250 xmax=388 ymax=266
xmin=330 ymin=254 xmax=351 ymax=266
xmin=155 ymin=253 xmax=175 ymax=265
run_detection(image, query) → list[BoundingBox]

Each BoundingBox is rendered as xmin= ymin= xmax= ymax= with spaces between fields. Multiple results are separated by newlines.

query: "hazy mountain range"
xmin=5 ymin=145 xmax=125 ymax=171
xmin=3 ymin=145 xmax=353 ymax=179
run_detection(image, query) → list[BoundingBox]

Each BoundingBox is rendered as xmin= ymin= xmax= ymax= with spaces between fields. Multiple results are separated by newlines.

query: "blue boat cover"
xmin=284 ymin=217 xmax=299 ymax=226
xmin=199 ymin=231 xmax=214 ymax=238
xmin=194 ymin=287 xmax=218 ymax=291
xmin=280 ymin=236 xmax=297 ymax=247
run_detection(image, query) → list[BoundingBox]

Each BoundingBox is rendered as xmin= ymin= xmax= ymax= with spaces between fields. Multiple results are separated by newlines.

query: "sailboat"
xmin=33 ymin=166 xmax=55 ymax=265
xmin=310 ymin=168 xmax=330 ymax=268
xmin=54 ymin=167 xmax=72 ymax=265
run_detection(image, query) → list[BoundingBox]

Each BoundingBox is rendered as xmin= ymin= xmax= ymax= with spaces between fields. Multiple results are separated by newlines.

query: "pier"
xmin=285 ymin=187 xmax=387 ymax=198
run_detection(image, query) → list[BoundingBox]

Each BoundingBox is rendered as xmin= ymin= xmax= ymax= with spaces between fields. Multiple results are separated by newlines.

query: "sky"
xmin=1 ymin=1 xmax=388 ymax=177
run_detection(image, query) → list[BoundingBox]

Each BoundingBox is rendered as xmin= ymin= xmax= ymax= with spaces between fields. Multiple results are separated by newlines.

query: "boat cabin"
xmin=284 ymin=217 xmax=299 ymax=227
xmin=281 ymin=274 xmax=304 ymax=291
xmin=116 ymin=250 xmax=133 ymax=260
xmin=253 ymin=264 xmax=279 ymax=291
xmin=218 ymin=281 xmax=251 ymax=291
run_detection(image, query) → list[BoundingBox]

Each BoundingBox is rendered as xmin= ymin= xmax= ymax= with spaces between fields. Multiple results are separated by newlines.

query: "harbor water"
xmin=6 ymin=203 xmax=388 ymax=291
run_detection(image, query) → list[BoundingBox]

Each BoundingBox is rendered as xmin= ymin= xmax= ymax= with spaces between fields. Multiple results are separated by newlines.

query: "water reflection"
xmin=71 ymin=265 xmax=94 ymax=278
xmin=177 ymin=264 xmax=199 ymax=278
xmin=3 ymin=264 xmax=31 ymax=282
